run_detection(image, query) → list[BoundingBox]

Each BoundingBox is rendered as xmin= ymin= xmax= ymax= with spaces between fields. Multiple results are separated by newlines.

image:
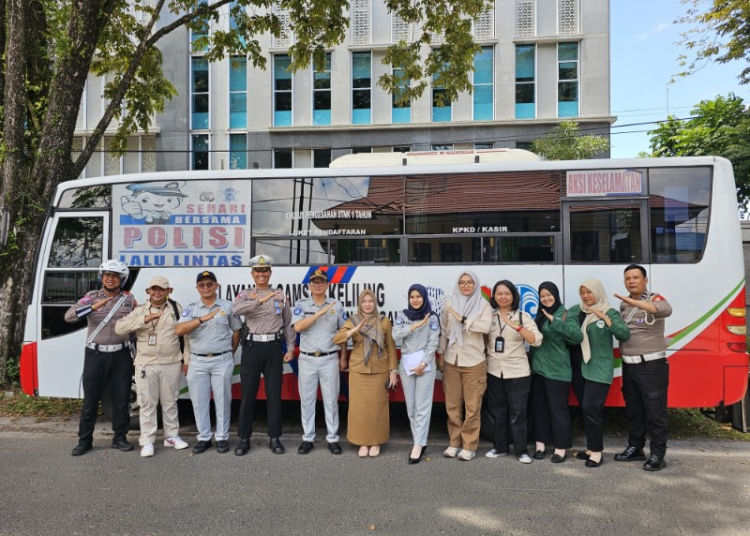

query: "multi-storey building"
xmin=74 ymin=0 xmax=612 ymax=176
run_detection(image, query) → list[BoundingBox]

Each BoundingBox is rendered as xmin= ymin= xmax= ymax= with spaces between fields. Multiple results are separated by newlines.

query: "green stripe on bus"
xmin=669 ymin=279 xmax=744 ymax=347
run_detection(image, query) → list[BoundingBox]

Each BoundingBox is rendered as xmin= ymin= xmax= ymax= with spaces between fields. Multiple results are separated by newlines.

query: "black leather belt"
xmin=300 ymin=350 xmax=339 ymax=357
xmin=193 ymin=350 xmax=232 ymax=357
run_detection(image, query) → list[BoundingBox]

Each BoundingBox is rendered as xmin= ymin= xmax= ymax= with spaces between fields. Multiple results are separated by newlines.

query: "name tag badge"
xmin=495 ymin=336 xmax=505 ymax=353
xmin=148 ymin=332 xmax=157 ymax=346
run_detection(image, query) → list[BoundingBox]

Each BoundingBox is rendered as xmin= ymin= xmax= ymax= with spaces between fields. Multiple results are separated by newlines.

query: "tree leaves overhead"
xmin=647 ymin=93 xmax=750 ymax=209
xmin=530 ymin=121 xmax=610 ymax=161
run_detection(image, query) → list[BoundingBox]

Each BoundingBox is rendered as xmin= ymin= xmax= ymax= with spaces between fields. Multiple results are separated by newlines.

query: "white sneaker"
xmin=140 ymin=443 xmax=154 ymax=458
xmin=443 ymin=446 xmax=461 ymax=458
xmin=163 ymin=436 xmax=189 ymax=450
xmin=485 ymin=448 xmax=509 ymax=458
xmin=518 ymin=453 xmax=533 ymax=464
xmin=457 ymin=449 xmax=476 ymax=461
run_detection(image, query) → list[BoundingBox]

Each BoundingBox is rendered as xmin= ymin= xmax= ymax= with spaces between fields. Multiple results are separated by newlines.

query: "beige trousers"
xmin=442 ymin=360 xmax=487 ymax=451
xmin=135 ymin=362 xmax=183 ymax=446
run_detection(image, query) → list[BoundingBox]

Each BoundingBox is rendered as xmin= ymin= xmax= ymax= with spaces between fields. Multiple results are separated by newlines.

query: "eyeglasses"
xmin=310 ymin=280 xmax=326 ymax=286
xmin=197 ymin=282 xmax=216 ymax=289
xmin=458 ymin=280 xmax=475 ymax=287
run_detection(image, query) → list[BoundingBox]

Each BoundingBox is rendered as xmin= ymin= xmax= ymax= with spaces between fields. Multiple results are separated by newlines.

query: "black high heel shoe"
xmin=408 ymin=446 xmax=426 ymax=465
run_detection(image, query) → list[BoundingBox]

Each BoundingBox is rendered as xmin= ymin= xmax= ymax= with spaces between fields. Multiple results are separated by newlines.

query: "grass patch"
xmin=0 ymin=389 xmax=82 ymax=421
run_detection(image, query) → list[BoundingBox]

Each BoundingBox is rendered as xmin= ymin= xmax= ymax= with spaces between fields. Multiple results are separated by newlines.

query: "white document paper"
xmin=401 ymin=349 xmax=431 ymax=375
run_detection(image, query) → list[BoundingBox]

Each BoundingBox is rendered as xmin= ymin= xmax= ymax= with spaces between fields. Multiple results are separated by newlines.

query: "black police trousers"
xmin=237 ymin=340 xmax=283 ymax=439
xmin=622 ymin=358 xmax=669 ymax=457
xmin=79 ymin=347 xmax=132 ymax=444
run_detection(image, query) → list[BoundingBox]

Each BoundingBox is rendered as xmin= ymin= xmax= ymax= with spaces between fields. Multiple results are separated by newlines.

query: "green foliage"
xmin=647 ymin=94 xmax=750 ymax=208
xmin=676 ymin=0 xmax=750 ymax=85
xmin=530 ymin=120 xmax=610 ymax=160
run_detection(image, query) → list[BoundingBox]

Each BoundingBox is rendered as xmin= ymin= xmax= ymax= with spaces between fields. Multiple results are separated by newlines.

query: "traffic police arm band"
xmin=461 ymin=316 xmax=467 ymax=324
xmin=75 ymin=305 xmax=93 ymax=318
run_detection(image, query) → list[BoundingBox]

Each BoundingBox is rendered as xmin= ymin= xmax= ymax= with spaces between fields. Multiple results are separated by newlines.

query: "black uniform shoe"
xmin=234 ymin=438 xmax=251 ymax=456
xmin=533 ymin=450 xmax=545 ymax=460
xmin=550 ymin=453 xmax=567 ymax=464
xmin=193 ymin=440 xmax=213 ymax=454
xmin=585 ymin=457 xmax=603 ymax=468
xmin=216 ymin=440 xmax=230 ymax=454
xmin=298 ymin=441 xmax=314 ymax=454
xmin=408 ymin=446 xmax=426 ymax=465
xmin=328 ymin=442 xmax=342 ymax=455
xmin=614 ymin=446 xmax=646 ymax=462
xmin=269 ymin=438 xmax=285 ymax=454
xmin=71 ymin=443 xmax=92 ymax=456
xmin=111 ymin=437 xmax=134 ymax=452
xmin=574 ymin=451 xmax=590 ymax=460
xmin=643 ymin=455 xmax=666 ymax=471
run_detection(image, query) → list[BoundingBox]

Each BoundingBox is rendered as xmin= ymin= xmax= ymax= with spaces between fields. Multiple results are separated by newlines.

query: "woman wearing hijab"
xmin=484 ymin=280 xmax=542 ymax=464
xmin=531 ymin=281 xmax=583 ymax=463
xmin=567 ymin=279 xmax=630 ymax=467
xmin=333 ymin=289 xmax=397 ymax=457
xmin=437 ymin=271 xmax=493 ymax=461
xmin=393 ymin=284 xmax=440 ymax=465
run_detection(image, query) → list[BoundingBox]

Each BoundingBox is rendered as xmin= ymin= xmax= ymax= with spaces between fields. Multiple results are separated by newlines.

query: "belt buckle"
xmin=313 ymin=351 xmax=322 ymax=357
xmin=206 ymin=352 xmax=215 ymax=358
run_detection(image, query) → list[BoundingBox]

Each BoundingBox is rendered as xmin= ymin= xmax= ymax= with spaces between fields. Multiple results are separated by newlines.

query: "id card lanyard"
xmin=148 ymin=305 xmax=164 ymax=346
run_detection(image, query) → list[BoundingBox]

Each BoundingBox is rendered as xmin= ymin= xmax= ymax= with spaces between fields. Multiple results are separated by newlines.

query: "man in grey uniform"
xmin=66 ymin=260 xmax=136 ymax=456
xmin=614 ymin=264 xmax=673 ymax=471
xmin=176 ymin=271 xmax=242 ymax=454
xmin=233 ymin=255 xmax=296 ymax=456
xmin=292 ymin=269 xmax=348 ymax=455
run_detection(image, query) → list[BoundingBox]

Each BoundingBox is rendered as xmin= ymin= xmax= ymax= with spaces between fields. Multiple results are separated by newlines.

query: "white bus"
xmin=20 ymin=151 xmax=749 ymax=410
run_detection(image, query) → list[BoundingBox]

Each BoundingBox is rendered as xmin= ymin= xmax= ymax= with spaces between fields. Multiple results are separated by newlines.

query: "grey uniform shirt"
xmin=291 ymin=297 xmax=347 ymax=354
xmin=392 ymin=313 xmax=440 ymax=371
xmin=64 ymin=289 xmax=136 ymax=345
xmin=619 ymin=292 xmax=673 ymax=356
xmin=178 ymin=298 xmax=242 ymax=361
xmin=232 ymin=288 xmax=295 ymax=350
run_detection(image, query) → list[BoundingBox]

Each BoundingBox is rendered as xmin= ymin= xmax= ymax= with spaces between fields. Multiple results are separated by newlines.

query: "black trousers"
xmin=571 ymin=354 xmax=611 ymax=452
xmin=532 ymin=374 xmax=573 ymax=449
xmin=622 ymin=359 xmax=669 ymax=457
xmin=486 ymin=374 xmax=531 ymax=456
xmin=78 ymin=347 xmax=132 ymax=444
xmin=238 ymin=340 xmax=283 ymax=439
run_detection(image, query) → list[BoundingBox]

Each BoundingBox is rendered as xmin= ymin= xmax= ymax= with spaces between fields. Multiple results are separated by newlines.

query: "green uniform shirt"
xmin=531 ymin=306 xmax=584 ymax=382
xmin=567 ymin=305 xmax=630 ymax=385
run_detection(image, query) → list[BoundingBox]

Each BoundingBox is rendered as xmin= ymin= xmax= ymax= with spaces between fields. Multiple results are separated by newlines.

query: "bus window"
xmin=43 ymin=272 xmax=99 ymax=303
xmin=408 ymin=235 xmax=556 ymax=264
xmin=255 ymin=239 xmax=330 ymax=265
xmin=58 ymin=186 xmax=111 ymax=209
xmin=649 ymin=167 xmax=711 ymax=263
xmin=483 ymin=235 xmax=555 ymax=263
xmin=568 ymin=204 xmax=644 ymax=263
xmin=405 ymin=172 xmax=561 ymax=235
xmin=328 ymin=238 xmax=400 ymax=264
xmin=47 ymin=217 xmax=103 ymax=268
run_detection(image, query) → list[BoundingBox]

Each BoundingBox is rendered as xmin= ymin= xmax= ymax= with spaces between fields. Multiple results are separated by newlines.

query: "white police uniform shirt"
xmin=291 ymin=297 xmax=347 ymax=354
xmin=178 ymin=298 xmax=242 ymax=363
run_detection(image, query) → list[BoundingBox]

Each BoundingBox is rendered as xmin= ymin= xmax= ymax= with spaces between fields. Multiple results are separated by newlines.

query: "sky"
xmin=609 ymin=0 xmax=749 ymax=158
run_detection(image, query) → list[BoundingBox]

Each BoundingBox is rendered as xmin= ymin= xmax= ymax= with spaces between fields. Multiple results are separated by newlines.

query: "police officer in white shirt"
xmin=292 ymin=269 xmax=348 ymax=455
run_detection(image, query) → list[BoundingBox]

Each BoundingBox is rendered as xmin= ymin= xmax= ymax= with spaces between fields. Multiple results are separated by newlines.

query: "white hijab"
xmin=579 ymin=278 xmax=615 ymax=364
xmin=448 ymin=270 xmax=484 ymax=348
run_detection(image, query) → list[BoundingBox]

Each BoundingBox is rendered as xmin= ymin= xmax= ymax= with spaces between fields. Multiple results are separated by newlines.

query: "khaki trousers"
xmin=135 ymin=362 xmax=183 ymax=446
xmin=442 ymin=360 xmax=487 ymax=451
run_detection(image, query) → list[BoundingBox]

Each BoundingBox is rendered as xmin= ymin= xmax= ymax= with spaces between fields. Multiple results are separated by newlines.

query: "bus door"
xmin=561 ymin=198 xmax=649 ymax=307
xmin=36 ymin=211 xmax=109 ymax=397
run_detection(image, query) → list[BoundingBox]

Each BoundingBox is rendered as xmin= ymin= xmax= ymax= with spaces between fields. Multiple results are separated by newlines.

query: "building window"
xmin=473 ymin=47 xmax=493 ymax=121
xmin=515 ymin=45 xmax=535 ymax=119
xmin=274 ymin=148 xmax=293 ymax=168
xmin=474 ymin=143 xmax=494 ymax=149
xmin=229 ymin=0 xmax=246 ymax=44
xmin=393 ymin=146 xmax=411 ymax=153
xmin=229 ymin=56 xmax=247 ymax=129
xmin=392 ymin=66 xmax=411 ymax=124
xmin=558 ymin=42 xmax=579 ymax=118
xmin=192 ymin=134 xmax=209 ymax=170
xmin=432 ymin=65 xmax=451 ymax=123
xmin=191 ymin=0 xmax=209 ymax=52
xmin=191 ymin=57 xmax=210 ymax=129
xmin=313 ymin=53 xmax=332 ymax=126
xmin=432 ymin=144 xmax=453 ymax=151
xmin=313 ymin=149 xmax=332 ymax=168
xmin=352 ymin=52 xmax=371 ymax=125
xmin=352 ymin=147 xmax=372 ymax=154
xmin=274 ymin=55 xmax=292 ymax=126
xmin=229 ymin=134 xmax=247 ymax=169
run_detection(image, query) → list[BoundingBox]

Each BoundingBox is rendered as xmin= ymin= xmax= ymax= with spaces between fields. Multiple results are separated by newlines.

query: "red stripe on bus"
xmin=20 ymin=342 xmax=38 ymax=396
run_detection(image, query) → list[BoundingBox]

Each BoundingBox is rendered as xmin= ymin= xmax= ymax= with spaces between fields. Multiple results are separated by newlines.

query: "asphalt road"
xmin=1 ymin=407 xmax=749 ymax=536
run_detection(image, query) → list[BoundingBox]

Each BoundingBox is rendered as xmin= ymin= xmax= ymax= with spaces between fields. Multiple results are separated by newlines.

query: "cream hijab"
xmin=579 ymin=278 xmax=614 ymax=364
xmin=350 ymin=289 xmax=385 ymax=364
xmin=448 ymin=271 xmax=484 ymax=348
